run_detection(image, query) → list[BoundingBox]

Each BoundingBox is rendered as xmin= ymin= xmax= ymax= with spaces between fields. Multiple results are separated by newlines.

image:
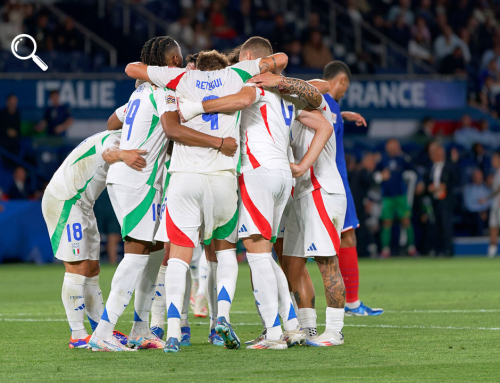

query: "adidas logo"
xmin=74 ymin=304 xmax=85 ymax=311
xmin=307 ymin=243 xmax=317 ymax=251
xmin=239 ymin=225 xmax=248 ymax=233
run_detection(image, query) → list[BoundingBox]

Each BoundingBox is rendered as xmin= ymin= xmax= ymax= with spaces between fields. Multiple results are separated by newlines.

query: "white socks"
xmin=345 ymin=300 xmax=361 ymax=310
xmin=216 ymin=248 xmax=238 ymax=322
xmin=270 ymin=259 xmax=299 ymax=331
xmin=95 ymin=253 xmax=149 ymax=339
xmin=132 ymin=250 xmax=164 ymax=335
xmin=84 ymin=275 xmax=103 ymax=333
xmin=297 ymin=308 xmax=318 ymax=338
xmin=62 ymin=272 xmax=88 ymax=339
xmin=246 ymin=252 xmax=282 ymax=340
xmin=181 ymin=268 xmax=191 ymax=328
xmin=165 ymin=258 xmax=189 ymax=340
xmin=150 ymin=265 xmax=167 ymax=329
xmin=197 ymin=253 xmax=208 ymax=297
xmin=206 ymin=260 xmax=218 ymax=330
xmin=325 ymin=307 xmax=344 ymax=334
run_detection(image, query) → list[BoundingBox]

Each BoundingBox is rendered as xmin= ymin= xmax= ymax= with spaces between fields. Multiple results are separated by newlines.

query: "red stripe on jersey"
xmin=245 ymin=131 xmax=260 ymax=169
xmin=260 ymin=104 xmax=275 ymax=142
xmin=291 ymin=186 xmax=294 ymax=198
xmin=165 ymin=206 xmax=195 ymax=248
xmin=311 ymin=189 xmax=340 ymax=255
xmin=239 ymin=174 xmax=272 ymax=240
xmin=166 ymin=72 xmax=186 ymax=90
xmin=310 ymin=165 xmax=322 ymax=190
xmin=322 ymin=105 xmax=327 ymax=111
xmin=259 ymin=87 xmax=265 ymax=96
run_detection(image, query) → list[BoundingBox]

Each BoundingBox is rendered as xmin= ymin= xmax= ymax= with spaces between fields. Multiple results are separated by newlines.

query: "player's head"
xmin=239 ymin=36 xmax=273 ymax=61
xmin=141 ymin=36 xmax=183 ymax=68
xmin=323 ymin=61 xmax=351 ymax=101
xmin=196 ymin=50 xmax=229 ymax=71
xmin=385 ymin=138 xmax=401 ymax=157
xmin=185 ymin=53 xmax=199 ymax=70
xmin=227 ymin=45 xmax=241 ymax=65
xmin=492 ymin=152 xmax=500 ymax=169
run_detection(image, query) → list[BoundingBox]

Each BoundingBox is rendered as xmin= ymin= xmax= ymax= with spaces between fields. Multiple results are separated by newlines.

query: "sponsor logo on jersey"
xmin=195 ymin=78 xmax=222 ymax=91
xmin=72 ymin=243 xmax=80 ymax=256
xmin=166 ymin=95 xmax=176 ymax=104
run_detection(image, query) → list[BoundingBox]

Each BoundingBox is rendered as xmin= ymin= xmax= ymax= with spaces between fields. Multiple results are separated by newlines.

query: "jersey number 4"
xmin=202 ymin=95 xmax=219 ymax=130
xmin=125 ymin=99 xmax=141 ymax=140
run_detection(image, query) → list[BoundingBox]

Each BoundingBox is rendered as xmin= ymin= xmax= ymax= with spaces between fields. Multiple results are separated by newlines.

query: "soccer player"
xmin=41 ymin=128 xmax=147 ymax=350
xmin=374 ymin=138 xmax=422 ymax=258
xmin=482 ymin=152 xmax=500 ymax=257
xmin=125 ymin=47 xmax=288 ymax=352
xmin=91 ymin=37 xmax=237 ymax=352
xmin=322 ymin=61 xmax=383 ymax=316
xmin=178 ymin=37 xmax=335 ymax=349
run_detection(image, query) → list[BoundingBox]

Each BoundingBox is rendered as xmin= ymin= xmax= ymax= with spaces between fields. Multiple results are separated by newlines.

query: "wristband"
xmin=218 ymin=138 xmax=224 ymax=151
xmin=179 ymin=100 xmax=205 ymax=121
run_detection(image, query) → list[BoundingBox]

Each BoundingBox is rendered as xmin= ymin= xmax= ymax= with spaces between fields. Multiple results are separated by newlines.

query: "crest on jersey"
xmin=72 ymin=243 xmax=80 ymax=256
xmin=166 ymin=95 xmax=176 ymax=104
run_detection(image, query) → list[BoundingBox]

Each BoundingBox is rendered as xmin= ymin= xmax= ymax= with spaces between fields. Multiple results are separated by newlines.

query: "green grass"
xmin=1 ymin=258 xmax=499 ymax=382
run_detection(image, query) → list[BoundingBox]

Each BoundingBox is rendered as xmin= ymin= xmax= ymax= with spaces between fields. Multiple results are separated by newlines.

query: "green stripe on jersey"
xmin=121 ymin=142 xmax=164 ymax=238
xmin=50 ymin=176 xmax=94 ymax=255
xmin=71 ymin=145 xmax=96 ymax=166
xmin=160 ymin=160 xmax=171 ymax=203
xmin=149 ymin=89 xmax=158 ymax=111
xmin=101 ymin=133 xmax=111 ymax=145
xmin=231 ymin=68 xmax=252 ymax=83
xmin=203 ymin=208 xmax=238 ymax=246
xmin=138 ymin=114 xmax=160 ymax=149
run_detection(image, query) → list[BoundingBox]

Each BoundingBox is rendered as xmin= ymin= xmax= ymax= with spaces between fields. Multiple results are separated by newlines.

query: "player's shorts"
xmin=284 ymin=189 xmax=346 ymax=258
xmin=237 ymin=167 xmax=292 ymax=243
xmin=380 ymin=194 xmax=411 ymax=221
xmin=108 ymin=183 xmax=162 ymax=242
xmin=154 ymin=190 xmax=169 ymax=243
xmin=164 ymin=172 xmax=238 ymax=248
xmin=277 ymin=192 xmax=293 ymax=239
xmin=489 ymin=206 xmax=500 ymax=228
xmin=42 ymin=191 xmax=99 ymax=262
xmin=342 ymin=180 xmax=360 ymax=233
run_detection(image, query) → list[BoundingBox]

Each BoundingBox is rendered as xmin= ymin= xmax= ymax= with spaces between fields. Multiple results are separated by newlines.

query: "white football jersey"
xmin=240 ymin=87 xmax=299 ymax=174
xmin=147 ymin=59 xmax=262 ymax=174
xmin=46 ymin=130 xmax=121 ymax=206
xmin=107 ymin=83 xmax=171 ymax=190
xmin=290 ymin=97 xmax=346 ymax=199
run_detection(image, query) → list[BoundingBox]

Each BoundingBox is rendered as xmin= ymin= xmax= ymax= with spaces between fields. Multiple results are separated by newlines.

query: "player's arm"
xmin=341 ymin=111 xmax=367 ymax=127
xmin=291 ymin=109 xmax=333 ymax=178
xmin=248 ymin=73 xmax=323 ymax=108
xmin=102 ymin=146 xmax=147 ymax=171
xmin=178 ymin=86 xmax=257 ymax=122
xmin=107 ymin=112 xmax=123 ymax=130
xmin=307 ymin=79 xmax=330 ymax=95
xmin=161 ymin=111 xmax=238 ymax=157
xmin=124 ymin=62 xmax=152 ymax=83
xmin=258 ymin=53 xmax=288 ymax=73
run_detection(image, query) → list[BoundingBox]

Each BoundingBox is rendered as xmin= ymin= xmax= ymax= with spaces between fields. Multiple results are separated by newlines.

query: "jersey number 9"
xmin=125 ymin=99 xmax=141 ymax=140
xmin=202 ymin=95 xmax=219 ymax=130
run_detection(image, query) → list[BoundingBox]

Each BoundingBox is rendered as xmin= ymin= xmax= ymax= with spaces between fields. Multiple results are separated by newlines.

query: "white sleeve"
xmin=230 ymin=58 xmax=262 ymax=79
xmin=156 ymin=89 xmax=178 ymax=116
xmin=147 ymin=66 xmax=186 ymax=88
xmin=115 ymin=103 xmax=127 ymax=122
xmin=102 ymin=134 xmax=121 ymax=150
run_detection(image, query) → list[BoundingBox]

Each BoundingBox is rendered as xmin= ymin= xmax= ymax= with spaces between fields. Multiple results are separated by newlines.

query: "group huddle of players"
xmin=42 ymin=35 xmax=383 ymax=353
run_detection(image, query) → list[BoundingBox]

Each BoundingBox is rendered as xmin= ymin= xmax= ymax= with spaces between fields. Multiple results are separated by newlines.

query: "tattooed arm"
xmin=248 ymin=72 xmax=322 ymax=108
xmin=257 ymin=53 xmax=288 ymax=74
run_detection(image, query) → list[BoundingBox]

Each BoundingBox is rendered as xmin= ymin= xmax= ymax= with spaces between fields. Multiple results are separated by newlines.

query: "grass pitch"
xmin=0 ymin=258 xmax=499 ymax=382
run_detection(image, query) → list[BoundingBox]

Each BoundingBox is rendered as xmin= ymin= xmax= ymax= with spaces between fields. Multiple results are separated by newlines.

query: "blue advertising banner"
xmin=0 ymin=76 xmax=466 ymax=121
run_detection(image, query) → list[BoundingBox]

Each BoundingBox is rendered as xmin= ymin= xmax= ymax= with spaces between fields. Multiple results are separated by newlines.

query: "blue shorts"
xmin=342 ymin=177 xmax=359 ymax=233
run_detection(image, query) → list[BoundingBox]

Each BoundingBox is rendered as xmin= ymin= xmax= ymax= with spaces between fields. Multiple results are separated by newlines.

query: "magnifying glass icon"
xmin=11 ymin=34 xmax=48 ymax=71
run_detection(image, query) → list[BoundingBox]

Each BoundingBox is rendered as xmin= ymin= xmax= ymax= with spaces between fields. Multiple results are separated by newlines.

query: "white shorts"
xmin=238 ymin=167 xmax=292 ymax=242
xmin=163 ymin=172 xmax=238 ymax=248
xmin=108 ymin=183 xmax=161 ymax=242
xmin=284 ymin=189 xmax=346 ymax=258
xmin=42 ymin=191 xmax=99 ymax=262
xmin=489 ymin=207 xmax=500 ymax=228
xmin=277 ymin=192 xmax=294 ymax=239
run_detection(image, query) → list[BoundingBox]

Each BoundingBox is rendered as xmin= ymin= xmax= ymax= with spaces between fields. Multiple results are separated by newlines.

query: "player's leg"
xmin=150 ymin=242 xmax=169 ymax=339
xmin=488 ymin=209 xmax=499 ymax=257
xmin=106 ymin=233 xmax=121 ymax=265
xmin=205 ymin=242 xmax=224 ymax=346
xmin=194 ymin=248 xmax=208 ymax=317
xmin=380 ymin=196 xmax=394 ymax=258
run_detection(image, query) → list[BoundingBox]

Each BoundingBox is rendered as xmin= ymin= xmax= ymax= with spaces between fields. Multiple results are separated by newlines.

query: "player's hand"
xmin=248 ymin=72 xmax=281 ymax=88
xmin=290 ymin=163 xmax=307 ymax=178
xmin=220 ymin=137 xmax=238 ymax=157
xmin=342 ymin=112 xmax=367 ymax=127
xmin=178 ymin=98 xmax=204 ymax=122
xmin=120 ymin=149 xmax=147 ymax=171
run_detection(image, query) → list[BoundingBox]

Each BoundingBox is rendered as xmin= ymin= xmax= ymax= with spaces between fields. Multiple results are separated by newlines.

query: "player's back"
xmin=46 ymin=130 xmax=121 ymax=205
xmin=290 ymin=99 xmax=345 ymax=199
xmin=240 ymin=87 xmax=294 ymax=173
xmin=107 ymin=83 xmax=167 ymax=190
xmin=170 ymin=67 xmax=249 ymax=174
